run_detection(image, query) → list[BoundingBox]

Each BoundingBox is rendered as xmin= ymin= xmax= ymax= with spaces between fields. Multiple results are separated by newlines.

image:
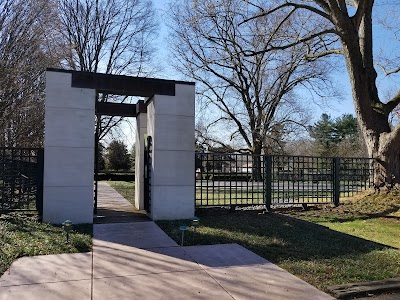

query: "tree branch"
xmin=244 ymin=28 xmax=338 ymax=56
xmin=196 ymin=129 xmax=250 ymax=153
xmin=313 ymin=0 xmax=331 ymax=12
xmin=199 ymin=81 xmax=253 ymax=149
xmin=239 ymin=2 xmax=332 ymax=25
xmin=345 ymin=0 xmax=357 ymax=8
xmin=384 ymin=91 xmax=400 ymax=114
xmin=351 ymin=0 xmax=372 ymax=29
xmin=336 ymin=0 xmax=348 ymax=13
xmin=305 ymin=48 xmax=344 ymax=60
xmin=377 ymin=64 xmax=400 ymax=76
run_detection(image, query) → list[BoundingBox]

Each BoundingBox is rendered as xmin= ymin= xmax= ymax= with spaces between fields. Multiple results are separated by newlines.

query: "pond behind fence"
xmin=195 ymin=153 xmax=374 ymax=208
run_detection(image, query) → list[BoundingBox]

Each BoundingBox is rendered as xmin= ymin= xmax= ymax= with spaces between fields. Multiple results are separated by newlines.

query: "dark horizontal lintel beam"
xmin=71 ymin=72 xmax=176 ymax=96
xmin=95 ymin=102 xmax=138 ymax=117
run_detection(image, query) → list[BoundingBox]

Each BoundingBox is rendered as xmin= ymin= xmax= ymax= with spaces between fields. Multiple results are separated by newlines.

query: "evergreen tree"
xmin=308 ymin=114 xmax=336 ymax=156
xmin=309 ymin=114 xmax=366 ymax=157
xmin=107 ymin=140 xmax=131 ymax=171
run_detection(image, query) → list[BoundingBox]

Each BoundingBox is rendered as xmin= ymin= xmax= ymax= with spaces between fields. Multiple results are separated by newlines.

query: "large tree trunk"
xmin=344 ymin=60 xmax=400 ymax=188
xmin=371 ymin=132 xmax=400 ymax=189
xmin=339 ymin=13 xmax=400 ymax=190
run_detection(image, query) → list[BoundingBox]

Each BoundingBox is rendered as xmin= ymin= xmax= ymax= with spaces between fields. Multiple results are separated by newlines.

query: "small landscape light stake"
xmin=62 ymin=220 xmax=73 ymax=243
xmin=179 ymin=225 xmax=188 ymax=246
xmin=191 ymin=217 xmax=200 ymax=234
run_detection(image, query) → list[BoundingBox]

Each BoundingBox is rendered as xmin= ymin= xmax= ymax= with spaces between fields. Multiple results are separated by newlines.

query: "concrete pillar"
xmin=147 ymin=83 xmax=195 ymax=220
xmin=43 ymin=71 xmax=95 ymax=224
xmin=134 ymin=101 xmax=147 ymax=210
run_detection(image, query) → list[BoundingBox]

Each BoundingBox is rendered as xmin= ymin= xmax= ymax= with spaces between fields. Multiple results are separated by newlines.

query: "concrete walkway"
xmin=0 ymin=183 xmax=334 ymax=299
xmin=94 ymin=182 xmax=149 ymax=223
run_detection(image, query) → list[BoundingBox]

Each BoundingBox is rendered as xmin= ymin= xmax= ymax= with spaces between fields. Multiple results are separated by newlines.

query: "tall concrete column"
xmin=43 ymin=71 xmax=95 ymax=224
xmin=134 ymin=101 xmax=147 ymax=210
xmin=147 ymin=83 xmax=195 ymax=220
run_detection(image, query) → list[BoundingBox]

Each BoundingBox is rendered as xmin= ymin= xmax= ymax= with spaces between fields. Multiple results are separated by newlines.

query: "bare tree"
xmin=0 ymin=0 xmax=60 ymax=147
xmin=169 ymin=0 xmax=335 ymax=157
xmin=244 ymin=0 xmax=400 ymax=190
xmin=57 ymin=0 xmax=157 ymax=140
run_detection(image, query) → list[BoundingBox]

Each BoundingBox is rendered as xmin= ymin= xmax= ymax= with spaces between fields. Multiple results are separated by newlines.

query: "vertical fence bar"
xmin=10 ymin=149 xmax=14 ymax=205
xmin=370 ymin=158 xmax=375 ymax=189
xmin=148 ymin=136 xmax=152 ymax=212
xmin=200 ymin=153 xmax=203 ymax=206
xmin=1 ymin=148 xmax=4 ymax=211
xmin=206 ymin=153 xmax=210 ymax=206
xmin=94 ymin=122 xmax=99 ymax=214
xmin=261 ymin=155 xmax=265 ymax=205
xmin=206 ymin=154 xmax=210 ymax=206
xmin=18 ymin=149 xmax=22 ymax=206
xmin=333 ymin=157 xmax=340 ymax=206
xmin=36 ymin=149 xmax=44 ymax=218
xmin=246 ymin=154 xmax=250 ymax=204
xmin=264 ymin=155 xmax=272 ymax=211
xmin=143 ymin=136 xmax=152 ymax=212
xmin=232 ymin=153 xmax=235 ymax=206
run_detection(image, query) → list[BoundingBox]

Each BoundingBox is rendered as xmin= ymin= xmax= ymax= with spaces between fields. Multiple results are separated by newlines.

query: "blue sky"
xmin=116 ymin=1 xmax=400 ymax=150
xmin=151 ymin=0 xmax=399 ymax=123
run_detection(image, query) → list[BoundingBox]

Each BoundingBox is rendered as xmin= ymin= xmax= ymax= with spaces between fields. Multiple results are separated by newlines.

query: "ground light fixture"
xmin=191 ymin=217 xmax=200 ymax=233
xmin=179 ymin=225 xmax=188 ymax=246
xmin=62 ymin=220 xmax=73 ymax=243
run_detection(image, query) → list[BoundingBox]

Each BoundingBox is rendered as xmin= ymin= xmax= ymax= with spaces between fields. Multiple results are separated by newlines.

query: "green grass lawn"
xmin=283 ymin=190 xmax=400 ymax=248
xmin=157 ymin=191 xmax=400 ymax=292
xmin=314 ymin=218 xmax=400 ymax=248
xmin=107 ymin=181 xmax=135 ymax=204
xmin=0 ymin=213 xmax=92 ymax=276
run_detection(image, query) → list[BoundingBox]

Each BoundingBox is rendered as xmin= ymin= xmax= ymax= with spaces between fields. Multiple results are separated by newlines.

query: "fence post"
xmin=264 ymin=155 xmax=272 ymax=211
xmin=94 ymin=125 xmax=99 ymax=214
xmin=144 ymin=136 xmax=152 ymax=213
xmin=36 ymin=149 xmax=44 ymax=219
xmin=333 ymin=157 xmax=340 ymax=206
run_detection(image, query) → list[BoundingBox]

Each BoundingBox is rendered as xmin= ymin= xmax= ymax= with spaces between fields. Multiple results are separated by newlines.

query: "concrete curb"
xmin=328 ymin=278 xmax=400 ymax=299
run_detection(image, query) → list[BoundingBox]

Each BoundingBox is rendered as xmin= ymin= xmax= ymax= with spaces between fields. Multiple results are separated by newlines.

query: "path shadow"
xmin=94 ymin=208 xmax=149 ymax=224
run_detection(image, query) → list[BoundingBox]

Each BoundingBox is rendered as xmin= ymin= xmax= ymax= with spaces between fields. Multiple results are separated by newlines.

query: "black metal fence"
xmin=195 ymin=153 xmax=374 ymax=208
xmin=0 ymin=148 xmax=44 ymax=215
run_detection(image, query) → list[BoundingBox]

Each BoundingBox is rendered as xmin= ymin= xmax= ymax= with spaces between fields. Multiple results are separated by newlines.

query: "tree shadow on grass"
xmin=0 ymin=212 xmax=92 ymax=257
xmin=0 ymin=212 xmax=92 ymax=236
xmin=279 ymin=203 xmax=400 ymax=224
xmin=157 ymin=208 xmax=394 ymax=264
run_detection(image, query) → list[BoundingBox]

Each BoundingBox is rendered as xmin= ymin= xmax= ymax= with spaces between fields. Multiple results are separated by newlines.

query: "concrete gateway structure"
xmin=43 ymin=69 xmax=195 ymax=224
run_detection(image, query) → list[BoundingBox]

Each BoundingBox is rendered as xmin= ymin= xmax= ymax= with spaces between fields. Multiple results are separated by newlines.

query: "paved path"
xmin=95 ymin=182 xmax=149 ymax=223
xmin=97 ymin=181 xmax=134 ymax=211
xmin=0 ymin=184 xmax=334 ymax=299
